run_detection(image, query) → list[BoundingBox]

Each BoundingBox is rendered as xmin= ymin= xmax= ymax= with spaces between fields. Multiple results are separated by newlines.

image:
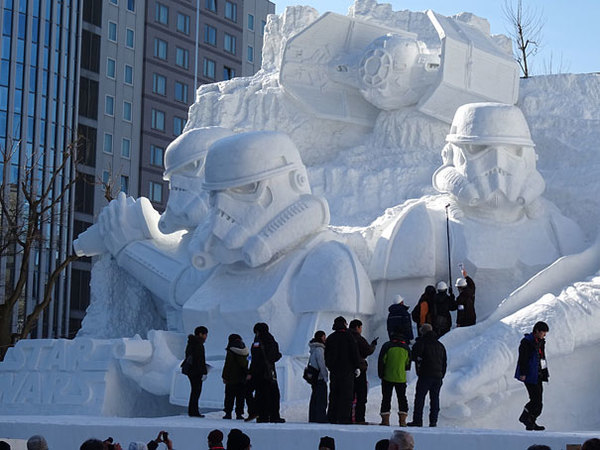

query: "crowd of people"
xmin=179 ymin=267 xmax=554 ymax=432
xmin=1 ymin=431 xmax=597 ymax=450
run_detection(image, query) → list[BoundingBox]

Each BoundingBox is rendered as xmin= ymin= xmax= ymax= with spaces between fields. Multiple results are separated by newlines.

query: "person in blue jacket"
xmin=515 ymin=321 xmax=550 ymax=431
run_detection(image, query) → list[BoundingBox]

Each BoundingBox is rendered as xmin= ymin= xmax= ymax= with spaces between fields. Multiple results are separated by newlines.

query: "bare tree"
xmin=503 ymin=0 xmax=545 ymax=78
xmin=0 ymin=139 xmax=80 ymax=359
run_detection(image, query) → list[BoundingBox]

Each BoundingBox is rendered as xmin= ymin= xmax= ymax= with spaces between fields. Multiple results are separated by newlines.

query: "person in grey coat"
xmin=308 ymin=330 xmax=329 ymax=423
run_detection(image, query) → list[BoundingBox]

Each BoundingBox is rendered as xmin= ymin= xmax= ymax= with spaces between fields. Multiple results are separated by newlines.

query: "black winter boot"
xmin=519 ymin=409 xmax=534 ymax=430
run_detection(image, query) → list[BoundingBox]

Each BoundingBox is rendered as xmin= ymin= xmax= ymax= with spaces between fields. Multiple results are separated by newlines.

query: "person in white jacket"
xmin=308 ymin=330 xmax=329 ymax=423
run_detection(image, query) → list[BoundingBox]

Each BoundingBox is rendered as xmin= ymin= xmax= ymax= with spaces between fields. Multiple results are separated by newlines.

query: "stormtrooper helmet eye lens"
xmin=230 ymin=182 xmax=259 ymax=195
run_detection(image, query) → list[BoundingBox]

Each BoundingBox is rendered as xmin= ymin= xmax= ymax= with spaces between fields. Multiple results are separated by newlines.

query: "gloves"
xmin=354 ymin=368 xmax=360 ymax=378
xmin=371 ymin=337 xmax=379 ymax=347
xmin=201 ymin=374 xmax=207 ymax=381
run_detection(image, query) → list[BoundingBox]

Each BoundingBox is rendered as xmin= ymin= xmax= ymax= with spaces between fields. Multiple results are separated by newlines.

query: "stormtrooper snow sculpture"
xmin=369 ymin=103 xmax=586 ymax=320
xmin=74 ymin=127 xmax=234 ymax=332
xmin=184 ymin=130 xmax=376 ymax=356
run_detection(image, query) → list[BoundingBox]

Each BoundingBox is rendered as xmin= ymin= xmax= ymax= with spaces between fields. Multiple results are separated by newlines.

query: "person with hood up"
xmin=325 ymin=316 xmax=360 ymax=424
xmin=454 ymin=265 xmax=476 ymax=327
xmin=430 ymin=282 xmax=456 ymax=337
xmin=387 ymin=295 xmax=414 ymax=341
xmin=515 ymin=321 xmax=550 ymax=431
xmin=407 ymin=324 xmax=447 ymax=428
xmin=308 ymin=330 xmax=329 ymax=423
xmin=248 ymin=322 xmax=285 ymax=423
xmin=183 ymin=326 xmax=208 ymax=417
xmin=222 ymin=334 xmax=250 ymax=420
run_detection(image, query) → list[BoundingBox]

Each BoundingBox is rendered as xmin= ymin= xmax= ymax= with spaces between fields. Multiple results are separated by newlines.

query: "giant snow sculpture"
xmin=74 ymin=127 xmax=234 ymax=333
xmin=367 ymin=103 xmax=587 ymax=320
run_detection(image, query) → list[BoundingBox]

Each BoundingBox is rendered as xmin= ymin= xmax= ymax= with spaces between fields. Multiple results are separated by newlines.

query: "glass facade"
xmin=0 ymin=0 xmax=80 ymax=339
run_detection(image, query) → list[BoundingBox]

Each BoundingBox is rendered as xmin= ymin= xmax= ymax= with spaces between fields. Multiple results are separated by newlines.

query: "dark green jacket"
xmin=222 ymin=344 xmax=249 ymax=384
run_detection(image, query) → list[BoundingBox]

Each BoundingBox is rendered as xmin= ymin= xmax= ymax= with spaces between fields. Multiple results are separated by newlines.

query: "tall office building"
xmin=71 ymin=0 xmax=275 ymax=334
xmin=0 ymin=0 xmax=81 ymax=340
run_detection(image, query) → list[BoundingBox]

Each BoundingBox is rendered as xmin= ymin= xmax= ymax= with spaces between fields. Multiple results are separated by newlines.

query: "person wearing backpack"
xmin=430 ymin=282 xmax=456 ymax=337
xmin=412 ymin=285 xmax=435 ymax=336
xmin=308 ymin=330 xmax=328 ymax=423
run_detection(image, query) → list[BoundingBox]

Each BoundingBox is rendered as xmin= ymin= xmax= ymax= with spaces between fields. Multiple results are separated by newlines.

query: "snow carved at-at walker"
xmin=186 ymin=2 xmax=521 ymax=221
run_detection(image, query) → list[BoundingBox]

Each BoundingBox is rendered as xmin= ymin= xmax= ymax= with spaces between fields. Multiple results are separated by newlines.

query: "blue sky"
xmin=273 ymin=0 xmax=598 ymax=75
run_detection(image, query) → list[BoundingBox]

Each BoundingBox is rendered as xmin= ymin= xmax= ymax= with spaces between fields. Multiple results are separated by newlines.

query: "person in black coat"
xmin=248 ymin=322 xmax=285 ymax=423
xmin=430 ymin=281 xmax=456 ymax=337
xmin=515 ymin=321 xmax=549 ymax=431
xmin=455 ymin=266 xmax=476 ymax=327
xmin=387 ymin=295 xmax=414 ymax=341
xmin=324 ymin=316 xmax=360 ymax=424
xmin=349 ymin=319 xmax=378 ymax=424
xmin=184 ymin=326 xmax=208 ymax=417
xmin=407 ymin=324 xmax=447 ymax=427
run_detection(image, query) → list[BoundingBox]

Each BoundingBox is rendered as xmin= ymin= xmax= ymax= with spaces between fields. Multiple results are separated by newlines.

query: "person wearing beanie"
xmin=207 ymin=429 xmax=224 ymax=449
xmin=222 ymin=334 xmax=250 ymax=420
xmin=324 ymin=316 xmax=360 ymax=424
xmin=226 ymin=429 xmax=251 ymax=450
xmin=515 ymin=321 xmax=550 ymax=431
xmin=27 ymin=435 xmax=48 ymax=450
xmin=318 ymin=436 xmax=335 ymax=450
xmin=407 ymin=323 xmax=447 ymax=427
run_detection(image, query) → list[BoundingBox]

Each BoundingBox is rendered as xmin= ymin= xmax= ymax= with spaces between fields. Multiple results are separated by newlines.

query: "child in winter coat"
xmin=222 ymin=334 xmax=250 ymax=419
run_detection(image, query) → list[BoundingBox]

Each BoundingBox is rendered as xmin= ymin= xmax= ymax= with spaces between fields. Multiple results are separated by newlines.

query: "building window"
xmin=121 ymin=175 xmax=129 ymax=194
xmin=79 ymin=77 xmax=99 ymax=119
xmin=152 ymin=108 xmax=165 ymax=131
xmin=154 ymin=38 xmax=167 ymax=60
xmin=108 ymin=21 xmax=117 ymax=42
xmin=105 ymin=95 xmax=114 ymax=116
xmin=149 ymin=181 xmax=163 ymax=203
xmin=126 ymin=28 xmax=134 ymax=48
xmin=155 ymin=3 xmax=168 ymax=25
xmin=124 ymin=65 xmax=133 ymax=84
xmin=109 ymin=0 xmax=117 ymax=4
xmin=175 ymin=47 xmax=189 ymax=69
xmin=176 ymin=13 xmax=190 ymax=34
xmin=261 ymin=20 xmax=266 ymax=35
xmin=173 ymin=116 xmax=186 ymax=136
xmin=83 ymin=0 xmax=102 ymax=26
xmin=150 ymin=145 xmax=164 ymax=167
xmin=174 ymin=81 xmax=188 ymax=103
xmin=81 ymin=30 xmax=101 ymax=73
xmin=127 ymin=0 xmax=135 ymax=12
xmin=103 ymin=133 xmax=113 ymax=154
xmin=153 ymin=73 xmax=166 ymax=95
xmin=123 ymin=101 xmax=132 ymax=121
xmin=224 ymin=33 xmax=236 ymax=54
xmin=225 ymin=1 xmax=237 ymax=22
xmin=248 ymin=14 xmax=254 ymax=31
xmin=206 ymin=0 xmax=216 ymax=13
xmin=121 ymin=138 xmax=131 ymax=158
xmin=203 ymin=58 xmax=215 ymax=79
xmin=102 ymin=170 xmax=110 ymax=186
xmin=223 ymin=66 xmax=236 ymax=80
xmin=247 ymin=45 xmax=254 ymax=63
xmin=204 ymin=25 xmax=217 ymax=46
xmin=106 ymin=58 xmax=116 ymax=78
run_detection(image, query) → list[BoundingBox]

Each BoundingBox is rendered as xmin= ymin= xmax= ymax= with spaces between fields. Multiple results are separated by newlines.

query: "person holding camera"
xmin=146 ymin=431 xmax=173 ymax=450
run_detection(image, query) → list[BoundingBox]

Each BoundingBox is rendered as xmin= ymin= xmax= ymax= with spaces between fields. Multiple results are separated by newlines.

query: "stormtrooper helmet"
xmin=358 ymin=34 xmax=440 ymax=110
xmin=193 ymin=131 xmax=329 ymax=268
xmin=433 ymin=103 xmax=545 ymax=216
xmin=158 ymin=127 xmax=234 ymax=234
